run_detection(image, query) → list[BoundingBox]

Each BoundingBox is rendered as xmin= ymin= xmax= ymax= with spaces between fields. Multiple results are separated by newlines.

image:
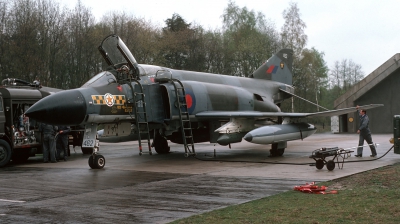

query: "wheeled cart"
xmin=309 ymin=147 xmax=353 ymax=171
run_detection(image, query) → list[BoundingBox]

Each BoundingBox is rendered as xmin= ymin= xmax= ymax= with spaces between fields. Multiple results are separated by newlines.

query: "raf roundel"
xmin=185 ymin=89 xmax=196 ymax=114
xmin=186 ymin=94 xmax=193 ymax=108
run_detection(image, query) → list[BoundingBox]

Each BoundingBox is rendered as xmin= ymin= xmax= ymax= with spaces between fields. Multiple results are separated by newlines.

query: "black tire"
xmin=88 ymin=155 xmax=95 ymax=169
xmin=276 ymin=148 xmax=285 ymax=156
xmin=94 ymin=155 xmax=105 ymax=169
xmin=155 ymin=145 xmax=170 ymax=154
xmin=269 ymin=144 xmax=285 ymax=157
xmin=12 ymin=153 xmax=30 ymax=163
xmin=88 ymin=154 xmax=105 ymax=169
xmin=81 ymin=147 xmax=93 ymax=155
xmin=316 ymin=159 xmax=324 ymax=170
xmin=0 ymin=139 xmax=11 ymax=167
xmin=326 ymin=160 xmax=335 ymax=171
xmin=154 ymin=131 xmax=170 ymax=154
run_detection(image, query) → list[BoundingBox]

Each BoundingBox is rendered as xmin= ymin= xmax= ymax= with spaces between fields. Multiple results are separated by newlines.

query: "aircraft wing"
xmin=195 ymin=104 xmax=384 ymax=119
xmin=304 ymin=104 xmax=383 ymax=117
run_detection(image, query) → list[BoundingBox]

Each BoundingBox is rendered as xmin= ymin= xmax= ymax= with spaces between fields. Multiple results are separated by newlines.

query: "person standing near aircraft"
xmin=355 ymin=105 xmax=377 ymax=157
xmin=40 ymin=123 xmax=58 ymax=163
xmin=57 ymin=126 xmax=71 ymax=161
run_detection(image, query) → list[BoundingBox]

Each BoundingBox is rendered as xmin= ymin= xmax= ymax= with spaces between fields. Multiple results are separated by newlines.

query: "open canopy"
xmin=98 ymin=34 xmax=138 ymax=71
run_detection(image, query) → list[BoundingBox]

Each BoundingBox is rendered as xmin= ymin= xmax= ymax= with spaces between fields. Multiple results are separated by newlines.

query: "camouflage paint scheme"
xmin=26 ymin=35 xmax=383 ymax=162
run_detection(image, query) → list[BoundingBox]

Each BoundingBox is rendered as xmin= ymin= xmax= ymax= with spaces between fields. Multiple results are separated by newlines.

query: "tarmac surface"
xmin=0 ymin=133 xmax=398 ymax=223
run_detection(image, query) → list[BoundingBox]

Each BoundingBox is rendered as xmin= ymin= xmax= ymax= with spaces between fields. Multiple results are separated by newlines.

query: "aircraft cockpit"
xmin=81 ymin=71 xmax=117 ymax=88
xmin=137 ymin=64 xmax=167 ymax=77
xmin=98 ymin=34 xmax=139 ymax=77
xmin=98 ymin=34 xmax=168 ymax=82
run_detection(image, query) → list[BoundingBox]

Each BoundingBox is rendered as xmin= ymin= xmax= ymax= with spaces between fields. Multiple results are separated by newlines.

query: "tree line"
xmin=0 ymin=0 xmax=365 ymax=119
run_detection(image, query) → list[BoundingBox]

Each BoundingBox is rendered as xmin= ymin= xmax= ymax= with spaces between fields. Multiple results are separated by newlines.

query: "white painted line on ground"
xmin=0 ymin=199 xmax=25 ymax=203
xmin=0 ymin=214 xmax=5 ymax=216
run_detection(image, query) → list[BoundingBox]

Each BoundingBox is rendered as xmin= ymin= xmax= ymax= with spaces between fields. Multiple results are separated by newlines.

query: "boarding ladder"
xmin=128 ymin=80 xmax=152 ymax=156
xmin=171 ymin=79 xmax=196 ymax=156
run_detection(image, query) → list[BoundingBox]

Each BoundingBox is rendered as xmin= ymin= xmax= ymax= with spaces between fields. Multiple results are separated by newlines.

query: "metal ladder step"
xmin=171 ymin=78 xmax=195 ymax=156
xmin=129 ymin=80 xmax=152 ymax=156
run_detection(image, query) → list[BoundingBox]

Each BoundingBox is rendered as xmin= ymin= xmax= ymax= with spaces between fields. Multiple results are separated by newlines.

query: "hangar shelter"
xmin=333 ymin=53 xmax=400 ymax=133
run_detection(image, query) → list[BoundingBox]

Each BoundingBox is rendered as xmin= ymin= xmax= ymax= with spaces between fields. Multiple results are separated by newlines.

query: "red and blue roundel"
xmin=185 ymin=89 xmax=196 ymax=114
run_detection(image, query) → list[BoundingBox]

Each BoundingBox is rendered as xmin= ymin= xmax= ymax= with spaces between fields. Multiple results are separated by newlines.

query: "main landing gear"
xmin=269 ymin=142 xmax=286 ymax=157
xmin=153 ymin=131 xmax=170 ymax=154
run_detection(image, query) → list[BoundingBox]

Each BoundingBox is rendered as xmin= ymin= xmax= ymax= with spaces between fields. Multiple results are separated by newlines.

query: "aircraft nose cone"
xmin=243 ymin=133 xmax=253 ymax=142
xmin=26 ymin=89 xmax=87 ymax=125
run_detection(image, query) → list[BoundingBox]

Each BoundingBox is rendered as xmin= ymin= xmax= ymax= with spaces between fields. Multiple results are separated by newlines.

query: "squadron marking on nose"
xmin=91 ymin=94 xmax=126 ymax=107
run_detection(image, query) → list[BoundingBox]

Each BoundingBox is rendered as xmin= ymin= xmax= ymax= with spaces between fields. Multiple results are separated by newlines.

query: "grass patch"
xmin=172 ymin=163 xmax=400 ymax=224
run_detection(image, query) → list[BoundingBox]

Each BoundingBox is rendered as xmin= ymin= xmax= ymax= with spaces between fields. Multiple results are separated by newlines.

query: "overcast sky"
xmin=59 ymin=0 xmax=400 ymax=75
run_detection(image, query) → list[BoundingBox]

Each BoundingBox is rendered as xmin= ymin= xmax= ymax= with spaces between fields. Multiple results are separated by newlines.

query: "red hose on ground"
xmin=294 ymin=182 xmax=338 ymax=194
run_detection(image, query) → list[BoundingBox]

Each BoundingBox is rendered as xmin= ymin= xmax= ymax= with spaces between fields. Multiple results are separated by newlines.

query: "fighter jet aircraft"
xmin=25 ymin=34 xmax=382 ymax=169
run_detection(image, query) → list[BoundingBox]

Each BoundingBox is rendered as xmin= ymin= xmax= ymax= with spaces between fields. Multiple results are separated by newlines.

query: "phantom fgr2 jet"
xmin=26 ymin=34 xmax=382 ymax=169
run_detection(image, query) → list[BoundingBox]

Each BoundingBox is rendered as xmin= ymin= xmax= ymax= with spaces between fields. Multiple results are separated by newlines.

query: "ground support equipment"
xmin=309 ymin=147 xmax=353 ymax=171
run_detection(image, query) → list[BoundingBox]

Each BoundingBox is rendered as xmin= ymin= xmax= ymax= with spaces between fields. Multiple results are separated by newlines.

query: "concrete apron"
xmin=21 ymin=133 xmax=398 ymax=182
xmin=8 ymin=133 xmax=398 ymax=224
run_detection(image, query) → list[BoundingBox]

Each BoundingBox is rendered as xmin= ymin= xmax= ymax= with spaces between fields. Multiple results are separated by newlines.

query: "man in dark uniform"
xmin=355 ymin=105 xmax=377 ymax=157
xmin=39 ymin=123 xmax=58 ymax=163
xmin=57 ymin=126 xmax=70 ymax=161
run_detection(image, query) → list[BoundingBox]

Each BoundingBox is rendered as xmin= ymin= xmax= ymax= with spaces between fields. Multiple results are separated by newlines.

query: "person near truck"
xmin=39 ymin=123 xmax=58 ymax=163
xmin=57 ymin=126 xmax=70 ymax=161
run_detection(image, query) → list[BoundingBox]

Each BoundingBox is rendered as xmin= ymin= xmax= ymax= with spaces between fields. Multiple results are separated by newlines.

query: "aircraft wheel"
xmin=0 ymin=140 xmax=12 ymax=167
xmin=326 ymin=160 xmax=335 ymax=171
xmin=276 ymin=148 xmax=285 ymax=156
xmin=155 ymin=146 xmax=170 ymax=154
xmin=94 ymin=155 xmax=105 ymax=169
xmin=88 ymin=155 xmax=95 ymax=169
xmin=269 ymin=146 xmax=285 ymax=157
xmin=88 ymin=155 xmax=106 ymax=169
xmin=315 ymin=159 xmax=324 ymax=170
xmin=154 ymin=131 xmax=170 ymax=154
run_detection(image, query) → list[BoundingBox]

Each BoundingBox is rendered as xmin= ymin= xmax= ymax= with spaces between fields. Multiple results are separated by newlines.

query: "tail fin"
xmin=251 ymin=49 xmax=293 ymax=85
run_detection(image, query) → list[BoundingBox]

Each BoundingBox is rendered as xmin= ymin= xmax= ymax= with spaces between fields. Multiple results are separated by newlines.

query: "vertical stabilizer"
xmin=251 ymin=49 xmax=293 ymax=85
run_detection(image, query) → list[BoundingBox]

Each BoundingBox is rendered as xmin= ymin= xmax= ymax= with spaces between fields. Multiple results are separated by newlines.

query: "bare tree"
xmin=63 ymin=0 xmax=97 ymax=88
xmin=0 ymin=1 xmax=9 ymax=78
xmin=328 ymin=58 xmax=365 ymax=100
xmin=36 ymin=0 xmax=67 ymax=87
